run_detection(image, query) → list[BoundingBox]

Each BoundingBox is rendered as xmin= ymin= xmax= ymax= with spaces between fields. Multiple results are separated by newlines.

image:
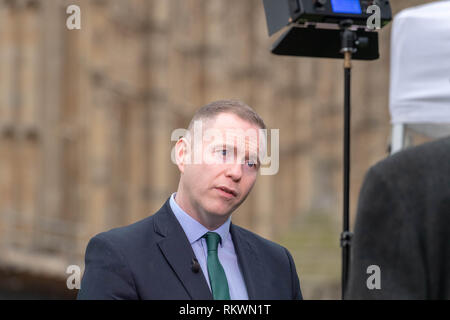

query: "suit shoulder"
xmin=372 ymin=136 xmax=450 ymax=176
xmin=363 ymin=136 xmax=450 ymax=192
xmin=231 ymin=224 xmax=290 ymax=255
xmin=89 ymin=214 xmax=157 ymax=249
xmin=86 ymin=198 xmax=174 ymax=253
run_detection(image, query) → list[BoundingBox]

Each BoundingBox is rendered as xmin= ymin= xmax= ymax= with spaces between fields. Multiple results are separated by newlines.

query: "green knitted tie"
xmin=203 ymin=232 xmax=230 ymax=300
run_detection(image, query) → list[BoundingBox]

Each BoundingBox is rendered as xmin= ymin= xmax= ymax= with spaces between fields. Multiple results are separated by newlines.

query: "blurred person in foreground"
xmin=78 ymin=100 xmax=302 ymax=300
xmin=346 ymin=136 xmax=450 ymax=299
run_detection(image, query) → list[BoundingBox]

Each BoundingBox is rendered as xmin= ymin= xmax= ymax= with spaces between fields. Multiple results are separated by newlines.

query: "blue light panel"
xmin=331 ymin=0 xmax=362 ymax=14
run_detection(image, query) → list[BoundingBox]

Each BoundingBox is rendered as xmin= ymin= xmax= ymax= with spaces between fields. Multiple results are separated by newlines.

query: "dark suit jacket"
xmin=346 ymin=136 xmax=450 ymax=299
xmin=77 ymin=198 xmax=302 ymax=300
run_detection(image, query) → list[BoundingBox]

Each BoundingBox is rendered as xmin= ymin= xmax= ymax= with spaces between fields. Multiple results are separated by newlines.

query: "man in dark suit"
xmin=78 ymin=100 xmax=302 ymax=300
xmin=346 ymin=136 xmax=450 ymax=299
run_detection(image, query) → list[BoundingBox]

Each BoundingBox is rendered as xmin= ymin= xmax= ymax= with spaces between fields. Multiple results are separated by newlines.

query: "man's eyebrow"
xmin=211 ymin=143 xmax=240 ymax=150
xmin=210 ymin=143 xmax=260 ymax=163
xmin=213 ymin=143 xmax=258 ymax=154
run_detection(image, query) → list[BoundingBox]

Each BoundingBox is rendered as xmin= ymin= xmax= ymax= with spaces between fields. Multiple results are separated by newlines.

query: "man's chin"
xmin=204 ymin=204 xmax=234 ymax=219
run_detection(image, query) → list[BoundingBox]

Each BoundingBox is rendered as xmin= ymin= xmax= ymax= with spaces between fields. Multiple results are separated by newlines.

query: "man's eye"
xmin=215 ymin=149 xmax=228 ymax=159
xmin=246 ymin=160 xmax=256 ymax=168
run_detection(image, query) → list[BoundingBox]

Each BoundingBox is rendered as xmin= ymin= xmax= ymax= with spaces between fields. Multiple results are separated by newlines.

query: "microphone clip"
xmin=191 ymin=258 xmax=200 ymax=273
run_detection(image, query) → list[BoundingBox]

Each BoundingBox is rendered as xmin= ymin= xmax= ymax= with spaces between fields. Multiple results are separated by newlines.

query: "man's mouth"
xmin=215 ymin=186 xmax=237 ymax=197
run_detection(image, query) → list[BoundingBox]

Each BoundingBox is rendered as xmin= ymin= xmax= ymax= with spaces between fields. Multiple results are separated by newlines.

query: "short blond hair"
xmin=187 ymin=100 xmax=266 ymax=131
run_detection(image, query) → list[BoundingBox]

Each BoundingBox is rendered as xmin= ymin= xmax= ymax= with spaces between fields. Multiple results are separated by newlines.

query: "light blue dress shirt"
xmin=169 ymin=192 xmax=249 ymax=300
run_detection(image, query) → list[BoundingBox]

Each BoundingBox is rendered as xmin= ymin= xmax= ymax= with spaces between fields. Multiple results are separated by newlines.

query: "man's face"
xmin=176 ymin=113 xmax=262 ymax=223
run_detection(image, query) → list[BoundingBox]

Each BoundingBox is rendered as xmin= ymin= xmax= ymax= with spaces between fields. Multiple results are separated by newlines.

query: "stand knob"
xmin=314 ymin=0 xmax=327 ymax=8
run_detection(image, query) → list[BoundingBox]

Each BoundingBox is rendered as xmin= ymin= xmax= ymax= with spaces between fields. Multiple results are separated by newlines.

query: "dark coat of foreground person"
xmin=346 ymin=136 xmax=450 ymax=299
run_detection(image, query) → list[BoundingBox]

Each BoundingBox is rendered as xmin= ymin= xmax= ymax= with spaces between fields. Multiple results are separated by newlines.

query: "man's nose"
xmin=225 ymin=162 xmax=242 ymax=181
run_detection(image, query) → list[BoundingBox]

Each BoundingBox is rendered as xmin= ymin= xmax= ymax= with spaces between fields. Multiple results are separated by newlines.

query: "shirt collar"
xmin=169 ymin=193 xmax=231 ymax=247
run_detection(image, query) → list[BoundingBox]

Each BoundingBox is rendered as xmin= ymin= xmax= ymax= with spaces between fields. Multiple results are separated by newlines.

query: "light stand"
xmin=270 ymin=23 xmax=374 ymax=299
xmin=261 ymin=0 xmax=392 ymax=300
xmin=339 ymin=19 xmax=359 ymax=298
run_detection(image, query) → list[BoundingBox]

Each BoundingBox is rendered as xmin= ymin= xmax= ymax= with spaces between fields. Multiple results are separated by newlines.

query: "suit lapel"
xmin=230 ymin=224 xmax=266 ymax=299
xmin=154 ymin=200 xmax=212 ymax=300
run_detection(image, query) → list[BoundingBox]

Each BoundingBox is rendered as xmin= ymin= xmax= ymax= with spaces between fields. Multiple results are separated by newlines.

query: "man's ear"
xmin=175 ymin=137 xmax=190 ymax=173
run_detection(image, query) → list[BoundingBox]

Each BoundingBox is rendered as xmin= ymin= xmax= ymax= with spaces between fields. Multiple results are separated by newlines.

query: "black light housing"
xmin=262 ymin=0 xmax=392 ymax=60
